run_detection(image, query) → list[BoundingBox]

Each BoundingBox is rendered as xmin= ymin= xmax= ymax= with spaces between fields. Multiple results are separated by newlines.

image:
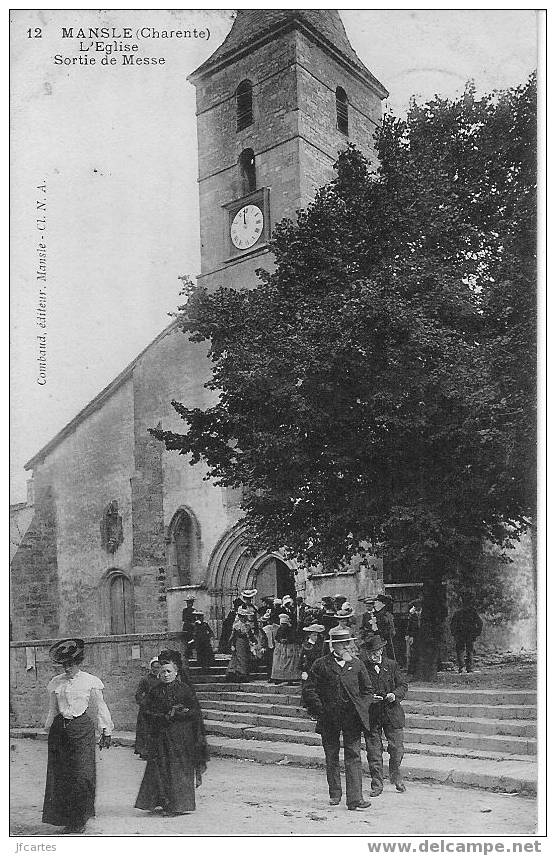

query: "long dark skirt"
xmin=135 ymin=720 xmax=197 ymax=814
xmin=225 ymin=636 xmax=252 ymax=681
xmin=42 ymin=713 xmax=96 ymax=828
xmin=196 ymin=640 xmax=215 ymax=672
xmin=271 ymin=641 xmax=302 ymax=681
xmin=134 ymin=708 xmax=150 ymax=758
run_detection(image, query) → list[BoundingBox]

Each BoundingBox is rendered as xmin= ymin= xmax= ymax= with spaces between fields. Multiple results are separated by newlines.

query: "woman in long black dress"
xmin=193 ymin=611 xmax=215 ymax=673
xmin=225 ymin=608 xmax=255 ymax=682
xmin=219 ymin=597 xmax=242 ymax=653
xmin=134 ymin=657 xmax=160 ymax=759
xmin=271 ymin=613 xmax=302 ymax=684
xmin=158 ymin=647 xmax=192 ymax=685
xmin=135 ymin=654 xmax=208 ymax=817
xmin=42 ymin=638 xmax=113 ymax=834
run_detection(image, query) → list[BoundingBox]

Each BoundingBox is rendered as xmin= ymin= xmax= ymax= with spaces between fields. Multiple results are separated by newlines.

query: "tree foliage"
xmin=153 ymin=75 xmax=536 ymax=583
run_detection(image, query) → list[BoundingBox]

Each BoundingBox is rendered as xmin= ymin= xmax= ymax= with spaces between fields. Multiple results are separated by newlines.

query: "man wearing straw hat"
xmin=302 ymin=626 xmax=379 ymax=811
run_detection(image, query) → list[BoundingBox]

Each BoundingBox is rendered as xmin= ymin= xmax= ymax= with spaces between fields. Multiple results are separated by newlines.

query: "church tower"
xmin=188 ymin=10 xmax=388 ymax=294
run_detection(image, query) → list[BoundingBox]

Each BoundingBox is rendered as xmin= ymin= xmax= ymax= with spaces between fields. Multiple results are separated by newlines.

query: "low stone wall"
xmin=10 ymin=632 xmax=185 ymax=731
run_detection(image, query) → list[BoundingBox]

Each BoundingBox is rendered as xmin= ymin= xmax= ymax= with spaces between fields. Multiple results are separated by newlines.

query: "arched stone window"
xmin=336 ymin=86 xmax=349 ymax=135
xmin=236 ymin=80 xmax=253 ymax=131
xmin=106 ymin=571 xmax=134 ymax=634
xmin=167 ymin=508 xmax=201 ymax=587
xmin=239 ymin=148 xmax=256 ymax=195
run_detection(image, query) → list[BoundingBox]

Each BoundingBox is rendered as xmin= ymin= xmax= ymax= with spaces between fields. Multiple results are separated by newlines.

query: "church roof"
xmin=24 ymin=320 xmax=180 ymax=471
xmin=189 ymin=9 xmax=388 ymax=98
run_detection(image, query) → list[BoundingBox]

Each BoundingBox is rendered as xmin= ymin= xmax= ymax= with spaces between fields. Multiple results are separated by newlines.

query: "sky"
xmin=10 ymin=8 xmax=539 ymax=502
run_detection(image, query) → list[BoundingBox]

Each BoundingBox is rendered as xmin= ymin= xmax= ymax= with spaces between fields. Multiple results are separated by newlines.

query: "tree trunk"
xmin=416 ymin=564 xmax=447 ymax=681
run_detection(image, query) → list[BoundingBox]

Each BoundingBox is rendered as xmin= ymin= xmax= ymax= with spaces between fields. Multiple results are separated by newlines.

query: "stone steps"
xmin=191 ymin=671 xmax=268 ymax=683
xmin=403 ymin=727 xmax=535 ymax=755
xmin=195 ymin=681 xmax=537 ymax=705
xmin=189 ymin=666 xmax=228 ymax=675
xmin=10 ymin=725 xmax=537 ymax=795
xmin=199 ymin=698 xmax=307 ymax=719
xmin=197 ymin=689 xmax=302 ymax=706
xmin=408 ymin=688 xmax=536 ymax=706
xmin=204 ymin=735 xmax=536 ymax=795
xmin=202 ymin=716 xmax=536 ymax=757
xmin=199 ymin=706 xmax=536 ymax=753
xmin=202 ymin=707 xmax=314 ymax=731
xmin=199 ymin=717 xmax=533 ymax=763
xmin=199 ymin=697 xmax=535 ymax=738
xmin=198 ymin=684 xmax=537 ymax=720
xmin=403 ymin=701 xmax=537 ymax=720
xmin=406 ymin=714 xmax=535 ymax=738
xmin=196 ymin=691 xmax=536 ymax=722
xmin=191 ymin=677 xmax=537 ymax=793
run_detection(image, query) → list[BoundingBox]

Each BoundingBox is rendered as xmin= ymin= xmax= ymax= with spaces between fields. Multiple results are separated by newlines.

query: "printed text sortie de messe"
xmin=54 ymin=25 xmax=210 ymax=65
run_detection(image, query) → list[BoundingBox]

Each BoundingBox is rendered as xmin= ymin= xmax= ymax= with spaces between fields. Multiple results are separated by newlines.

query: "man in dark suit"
xmin=318 ymin=596 xmax=339 ymax=641
xmin=181 ymin=598 xmax=197 ymax=661
xmin=360 ymin=596 xmax=379 ymax=640
xmin=405 ymin=599 xmax=422 ymax=675
xmin=371 ymin=595 xmax=397 ymax=661
xmin=181 ymin=596 xmax=195 ymax=625
xmin=359 ymin=635 xmax=408 ymax=795
xmin=450 ymin=600 xmax=483 ymax=673
xmin=302 ymin=626 xmax=379 ymax=811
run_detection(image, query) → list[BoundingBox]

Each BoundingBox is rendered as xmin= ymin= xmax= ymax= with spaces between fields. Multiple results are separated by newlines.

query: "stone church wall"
xmin=130 ymin=325 xmax=241 ymax=633
xmin=9 ymin=502 xmax=34 ymax=562
xmin=13 ymin=378 xmax=136 ymax=638
xmin=10 ymin=487 xmax=59 ymax=641
xmin=10 ymin=632 xmax=184 ymax=730
xmin=299 ymin=558 xmax=384 ymax=612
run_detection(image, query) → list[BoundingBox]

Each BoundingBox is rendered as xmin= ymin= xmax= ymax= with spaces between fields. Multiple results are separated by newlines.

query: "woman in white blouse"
xmin=42 ymin=638 xmax=113 ymax=835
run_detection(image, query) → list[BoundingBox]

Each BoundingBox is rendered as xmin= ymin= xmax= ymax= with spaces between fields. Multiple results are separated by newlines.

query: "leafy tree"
xmin=153 ymin=75 xmax=536 ymax=677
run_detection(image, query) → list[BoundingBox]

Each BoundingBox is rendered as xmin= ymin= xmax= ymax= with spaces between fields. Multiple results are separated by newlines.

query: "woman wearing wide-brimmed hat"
xmin=219 ymin=597 xmax=243 ymax=653
xmin=271 ymin=613 xmax=302 ymax=684
xmin=225 ymin=606 xmax=256 ymax=682
xmin=42 ymin=638 xmax=113 ymax=834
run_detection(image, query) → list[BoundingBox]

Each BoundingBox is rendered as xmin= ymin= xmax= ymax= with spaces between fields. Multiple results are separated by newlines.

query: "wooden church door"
xmin=110 ymin=574 xmax=133 ymax=634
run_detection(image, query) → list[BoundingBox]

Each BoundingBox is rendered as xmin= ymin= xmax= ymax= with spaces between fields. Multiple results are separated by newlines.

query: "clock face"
xmin=230 ymin=204 xmax=264 ymax=250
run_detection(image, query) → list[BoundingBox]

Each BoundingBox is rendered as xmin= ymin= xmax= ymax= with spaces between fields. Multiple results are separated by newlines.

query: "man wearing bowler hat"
xmin=302 ymin=626 xmax=379 ymax=811
xmin=318 ymin=596 xmax=339 ymax=641
xmin=367 ymin=594 xmax=396 ymax=661
xmin=360 ymin=596 xmax=379 ymax=638
xmin=359 ymin=636 xmax=408 ymax=795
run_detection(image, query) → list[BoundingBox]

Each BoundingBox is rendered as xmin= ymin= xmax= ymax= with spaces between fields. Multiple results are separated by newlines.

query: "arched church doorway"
xmin=206 ymin=524 xmax=297 ymax=635
xmin=255 ymin=556 xmax=296 ymax=602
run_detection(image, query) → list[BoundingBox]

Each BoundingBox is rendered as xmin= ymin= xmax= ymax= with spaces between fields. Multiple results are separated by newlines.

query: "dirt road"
xmin=10 ymin=740 xmax=537 ymax=837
